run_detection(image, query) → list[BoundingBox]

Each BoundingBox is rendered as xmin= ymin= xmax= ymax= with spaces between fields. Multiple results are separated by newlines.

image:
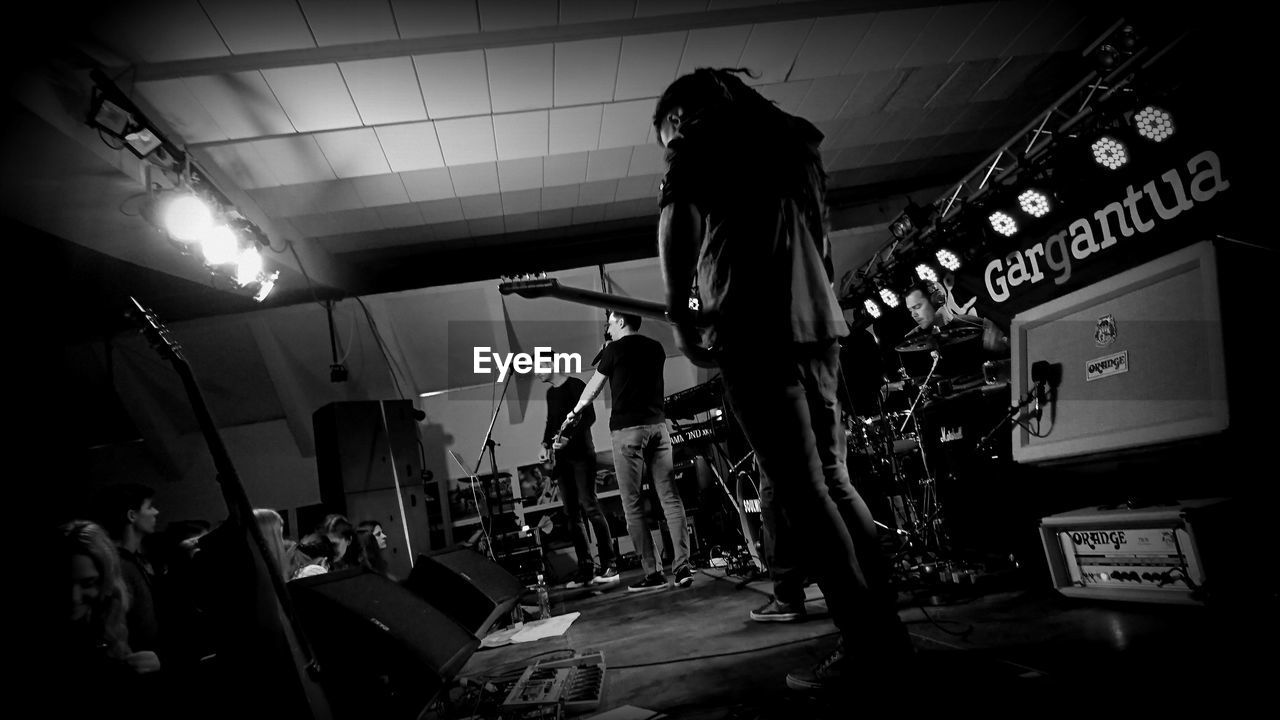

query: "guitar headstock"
xmin=498 ymin=273 xmax=559 ymax=298
xmin=129 ymin=297 xmax=186 ymax=364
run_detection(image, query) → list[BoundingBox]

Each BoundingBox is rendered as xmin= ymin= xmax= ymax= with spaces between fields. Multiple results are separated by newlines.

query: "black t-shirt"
xmin=597 ymin=334 xmax=666 ymax=431
xmin=544 ymin=377 xmax=594 ymax=457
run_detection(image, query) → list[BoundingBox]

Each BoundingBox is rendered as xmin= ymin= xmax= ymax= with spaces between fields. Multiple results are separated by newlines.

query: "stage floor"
xmin=443 ymin=566 xmax=1271 ymax=718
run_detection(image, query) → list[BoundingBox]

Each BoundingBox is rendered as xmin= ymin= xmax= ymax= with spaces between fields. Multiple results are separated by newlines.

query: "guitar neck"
xmin=546 ymin=285 xmax=669 ymax=323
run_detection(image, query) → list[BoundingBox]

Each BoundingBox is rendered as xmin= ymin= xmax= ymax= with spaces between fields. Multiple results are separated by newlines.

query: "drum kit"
xmin=844 ymin=321 xmax=1009 ymax=579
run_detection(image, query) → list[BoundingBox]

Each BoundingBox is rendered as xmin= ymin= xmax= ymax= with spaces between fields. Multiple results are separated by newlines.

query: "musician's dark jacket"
xmin=543 ymin=376 xmax=594 ymax=457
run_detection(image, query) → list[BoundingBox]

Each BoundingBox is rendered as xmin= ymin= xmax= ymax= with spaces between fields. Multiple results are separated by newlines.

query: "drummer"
xmin=897 ymin=279 xmax=1008 ymax=382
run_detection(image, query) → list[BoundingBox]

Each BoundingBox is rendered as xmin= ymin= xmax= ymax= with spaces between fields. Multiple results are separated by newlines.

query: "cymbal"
xmin=894 ymin=323 xmax=982 ymax=352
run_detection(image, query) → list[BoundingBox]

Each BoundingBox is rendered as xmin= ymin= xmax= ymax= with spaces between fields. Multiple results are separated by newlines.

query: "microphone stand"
xmin=977 ymin=386 xmax=1038 ymax=454
xmin=473 ymin=372 xmax=515 ymax=559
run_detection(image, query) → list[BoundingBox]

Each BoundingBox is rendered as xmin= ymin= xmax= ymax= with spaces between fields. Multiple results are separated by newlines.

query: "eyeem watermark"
xmin=474 ymin=347 xmax=582 ymax=382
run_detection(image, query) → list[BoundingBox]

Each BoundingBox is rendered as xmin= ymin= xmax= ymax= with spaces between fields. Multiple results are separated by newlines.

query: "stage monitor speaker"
xmin=405 ymin=547 xmax=523 ymax=637
xmin=1011 ymin=241 xmax=1228 ymax=463
xmin=290 ymin=568 xmax=479 ymax=719
xmin=314 ymin=400 xmax=423 ymax=505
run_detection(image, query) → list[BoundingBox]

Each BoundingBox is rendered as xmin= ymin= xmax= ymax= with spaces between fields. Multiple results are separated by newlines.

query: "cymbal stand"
xmin=892 ymin=351 xmax=953 ymax=560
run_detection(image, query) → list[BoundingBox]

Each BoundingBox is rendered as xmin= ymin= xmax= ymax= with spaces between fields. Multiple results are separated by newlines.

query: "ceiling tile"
xmin=136 ymin=80 xmax=227 ymax=143
xmin=586 ymin=147 xmax=633 ymax=181
xmin=951 ymin=1 xmax=1044 ymax=62
xmin=600 ymin=99 xmax=656 ymax=149
xmin=298 ymin=0 xmax=399 ymax=45
xmin=415 ymin=51 xmax=492 ymax=118
xmin=435 ymin=116 xmax=498 ymax=165
xmin=790 ymin=13 xmax=874 ymax=79
xmin=635 ymin=0 xmax=708 ymax=18
xmin=401 ymin=167 xmax=457 ymax=201
xmin=182 ymin=72 xmax=296 ymax=140
xmin=290 ymin=214 xmax=333 ymax=238
xmin=871 ymin=110 xmax=925 ymax=144
xmin=758 ymin=80 xmax=811 ymax=115
xmin=925 ymin=58 xmax=1002 ymax=108
xmin=375 ymin=122 xmax=445 ymax=173
xmin=351 ymin=174 xmax=411 ymax=207
xmin=393 ymin=0 xmax=479 ymax=37
xmin=202 ymin=0 xmax=315 ymax=54
xmin=339 ymin=57 xmax=428 ymax=125
xmin=314 ymin=128 xmax=391 ymax=178
xmin=837 ymin=114 xmax=888 ymax=148
xmin=971 ymin=55 xmax=1046 ymax=102
xmin=900 ymin=4 xmax=996 ymax=67
xmin=709 ymin=0 xmax=773 ymax=8
xmin=629 ymin=144 xmax=666 ymax=176
xmin=615 ymin=174 xmax=657 ymax=201
xmin=460 ymin=193 xmax=504 ymax=219
xmin=843 ymin=8 xmax=934 ymax=74
xmin=555 ymin=38 xmax=622 ymax=107
xmin=882 ymin=65 xmax=958 ymax=112
xmin=796 ymin=75 xmax=861 ymax=122
xmin=449 ymin=162 xmax=500 ymax=196
xmin=738 ymin=20 xmax=814 ymax=84
xmin=549 ymin=105 xmax=603 ymax=154
xmin=1007 ymin=1 xmax=1086 ymax=57
xmin=433 ymin=220 xmax=472 ymax=240
xmin=493 ymin=111 xmax=549 ymax=160
xmin=605 ymin=198 xmax=654 ymax=221
xmin=539 ymin=208 xmax=574 ymax=228
xmin=308 ymin=179 xmax=366 ymax=212
xmin=560 ymin=0 xmax=635 ymax=24
xmin=544 ymin=152 xmax=589 ymax=186
xmin=676 ymin=24 xmax=751 ymax=76
xmin=479 ymin=0 xmax=557 ymax=31
xmin=376 ymin=203 xmax=426 ymax=229
xmin=501 ymin=189 xmax=542 ymax=215
xmin=418 ymin=198 xmax=465 ymax=223
xmin=262 ymin=65 xmax=361 ymax=132
xmin=332 ymin=208 xmax=387 ymax=235
xmin=263 ymin=184 xmax=325 ymax=216
xmin=615 ymin=32 xmax=687 ymax=101
xmin=90 ymin=0 xmax=229 ymax=63
xmin=838 ymin=69 xmax=910 ymax=118
xmin=504 ymin=212 xmax=540 ymax=233
xmin=250 ymin=136 xmax=336 ymax=184
xmin=573 ymin=204 xmax=607 ymax=224
xmin=497 ymin=157 xmax=545 ymax=192
xmin=487 ymin=44 xmax=554 ymax=114
xmin=468 ymin=217 xmax=507 ymax=236
xmin=912 ymin=106 xmax=957 ymax=138
xmin=541 ymin=184 xmax=581 ymax=210
xmin=578 ymin=179 xmax=619 ymax=205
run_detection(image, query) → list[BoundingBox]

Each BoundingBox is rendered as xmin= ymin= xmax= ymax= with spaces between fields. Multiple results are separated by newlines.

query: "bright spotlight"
xmin=201 ymin=225 xmax=240 ymax=265
xmin=1091 ymin=136 xmax=1128 ymax=170
xmin=916 ymin=264 xmax=938 ymax=282
xmin=161 ymin=193 xmax=214 ymax=243
xmin=1134 ymin=105 xmax=1174 ymax=142
xmin=863 ymin=298 xmax=882 ymax=318
xmin=936 ymin=248 xmax=961 ymax=271
xmin=254 ymin=271 xmax=279 ymax=303
xmin=235 ymin=247 xmax=264 ymax=286
xmin=879 ymin=288 xmax=899 ymax=308
xmin=989 ymin=211 xmax=1018 ymax=237
xmin=1018 ymin=189 xmax=1051 ymax=218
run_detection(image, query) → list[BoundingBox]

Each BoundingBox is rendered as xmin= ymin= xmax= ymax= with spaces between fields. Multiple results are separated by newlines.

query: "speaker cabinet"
xmin=314 ymin=400 xmax=423 ymax=501
xmin=405 ymin=547 xmax=524 ymax=637
xmin=291 ymin=568 xmax=478 ymax=718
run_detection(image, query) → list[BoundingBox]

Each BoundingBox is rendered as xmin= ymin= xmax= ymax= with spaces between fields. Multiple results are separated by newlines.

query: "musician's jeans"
xmin=553 ymin=450 xmax=615 ymax=571
xmin=720 ymin=340 xmax=909 ymax=656
xmin=611 ymin=423 xmax=690 ymax=576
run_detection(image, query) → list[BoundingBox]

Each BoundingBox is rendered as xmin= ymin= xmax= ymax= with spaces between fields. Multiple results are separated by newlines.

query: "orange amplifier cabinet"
xmin=1039 ymin=498 xmax=1229 ymax=604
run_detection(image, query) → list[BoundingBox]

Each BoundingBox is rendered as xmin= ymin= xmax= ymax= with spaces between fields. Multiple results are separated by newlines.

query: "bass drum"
xmin=849 ymin=412 xmax=920 ymax=455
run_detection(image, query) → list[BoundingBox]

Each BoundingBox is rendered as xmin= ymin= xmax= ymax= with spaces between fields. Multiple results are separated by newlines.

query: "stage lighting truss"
xmin=879 ymin=288 xmax=900 ymax=308
xmin=936 ymin=248 xmax=961 ymax=271
xmin=1017 ymin=189 xmax=1052 ymax=218
xmin=1091 ymin=135 xmax=1129 ymax=170
xmin=863 ymin=298 xmax=882 ymax=319
xmin=916 ymin=264 xmax=939 ymax=283
xmin=989 ymin=211 xmax=1019 ymax=237
xmin=1133 ymin=105 xmax=1174 ymax=142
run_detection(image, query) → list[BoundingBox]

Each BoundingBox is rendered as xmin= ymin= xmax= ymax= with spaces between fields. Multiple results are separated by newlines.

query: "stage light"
xmin=235 ymin=247 xmax=264 ymax=286
xmin=200 ymin=225 xmax=240 ymax=265
xmin=879 ymin=288 xmax=899 ymax=308
xmin=989 ymin=211 xmax=1018 ymax=237
xmin=158 ymin=193 xmax=214 ymax=243
xmin=1018 ymin=189 xmax=1052 ymax=218
xmin=863 ymin=298 xmax=882 ymax=318
xmin=889 ymin=201 xmax=932 ymax=239
xmin=253 ymin=271 xmax=279 ymax=302
xmin=1134 ymin=105 xmax=1174 ymax=142
xmin=1091 ymin=136 xmax=1128 ymax=170
xmin=123 ymin=127 xmax=162 ymax=158
xmin=916 ymin=264 xmax=938 ymax=282
xmin=936 ymin=248 xmax=961 ymax=271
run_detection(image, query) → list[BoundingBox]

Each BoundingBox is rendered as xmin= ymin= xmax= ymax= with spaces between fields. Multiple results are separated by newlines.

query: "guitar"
xmin=499 ymin=275 xmax=676 ymax=325
xmin=129 ymin=298 xmax=332 ymax=719
xmin=544 ymin=412 xmax=583 ymax=473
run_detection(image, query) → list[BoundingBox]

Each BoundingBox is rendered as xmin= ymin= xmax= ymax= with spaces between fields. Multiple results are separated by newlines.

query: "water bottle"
xmin=536 ymin=574 xmax=552 ymax=620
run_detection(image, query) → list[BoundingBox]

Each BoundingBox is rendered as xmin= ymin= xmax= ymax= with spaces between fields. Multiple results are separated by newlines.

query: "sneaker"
xmin=750 ymin=598 xmax=806 ymax=622
xmin=674 ymin=566 xmax=694 ymax=588
xmin=591 ymin=566 xmax=621 ymax=585
xmin=785 ymin=646 xmax=847 ymax=692
xmin=627 ymin=573 xmax=667 ymax=592
xmin=562 ymin=569 xmax=593 ymax=589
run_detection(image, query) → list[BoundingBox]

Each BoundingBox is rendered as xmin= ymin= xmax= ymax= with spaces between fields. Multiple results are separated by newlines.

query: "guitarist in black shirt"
xmin=537 ymin=372 xmax=619 ymax=587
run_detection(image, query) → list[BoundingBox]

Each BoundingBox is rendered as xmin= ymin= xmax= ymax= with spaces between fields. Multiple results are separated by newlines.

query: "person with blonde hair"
xmin=253 ymin=509 xmax=290 ymax=584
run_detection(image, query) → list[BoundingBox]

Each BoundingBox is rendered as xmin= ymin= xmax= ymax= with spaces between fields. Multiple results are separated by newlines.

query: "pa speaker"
xmin=405 ymin=547 xmax=524 ymax=637
xmin=291 ymin=568 xmax=478 ymax=718
xmin=314 ymin=400 xmax=423 ymax=506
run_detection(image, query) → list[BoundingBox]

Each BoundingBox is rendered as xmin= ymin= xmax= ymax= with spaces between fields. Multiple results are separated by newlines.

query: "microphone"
xmin=1030 ymin=360 xmax=1051 ymax=420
